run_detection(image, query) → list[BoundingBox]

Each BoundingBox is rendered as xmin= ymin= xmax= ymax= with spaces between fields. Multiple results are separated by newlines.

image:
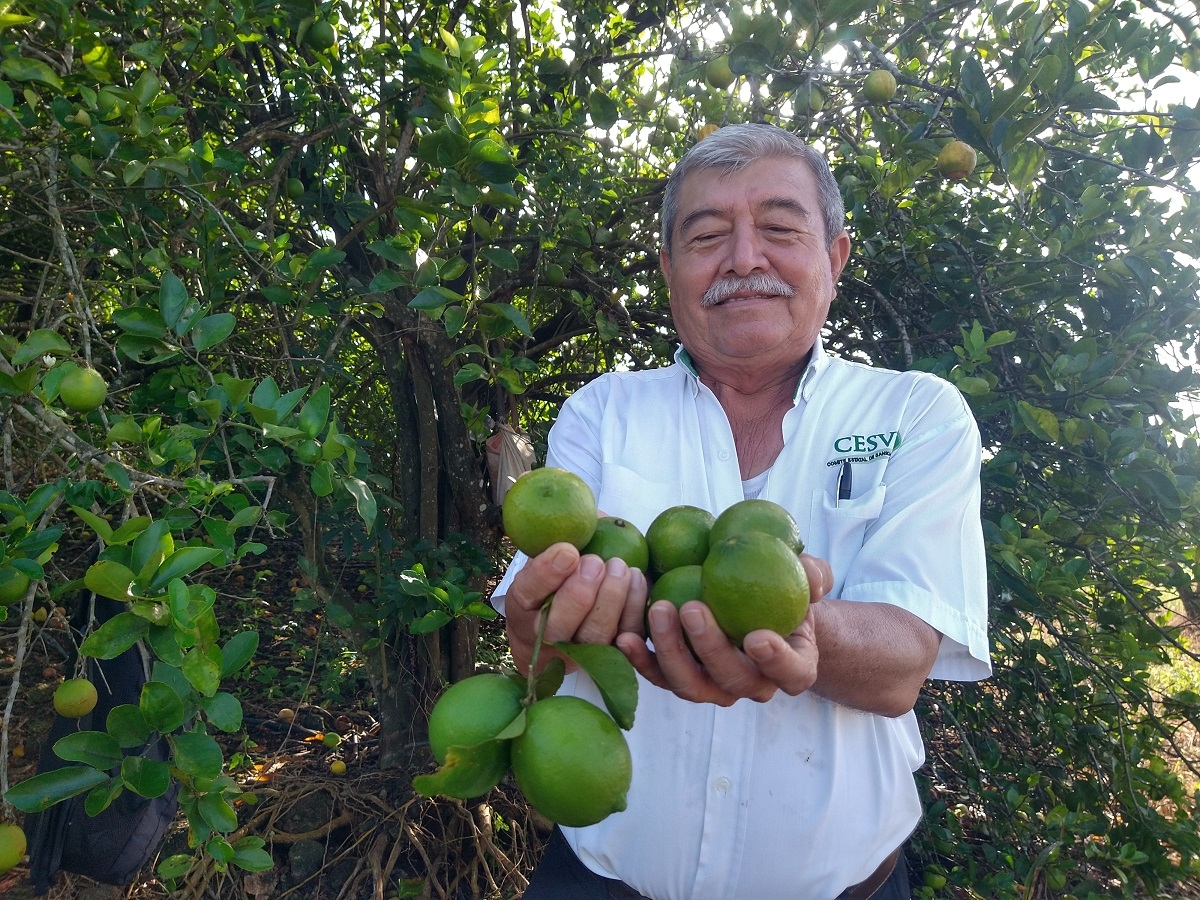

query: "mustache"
xmin=701 ymin=274 xmax=796 ymax=307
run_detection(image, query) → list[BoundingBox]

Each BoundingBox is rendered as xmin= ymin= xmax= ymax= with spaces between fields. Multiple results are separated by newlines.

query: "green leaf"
xmin=409 ymin=286 xmax=458 ymax=314
xmin=220 ymin=631 xmax=259 ymax=676
xmin=587 ymin=90 xmax=619 ymax=129
xmin=73 ymin=505 xmax=115 ymax=543
xmin=310 ymin=461 xmax=334 ymax=496
xmin=79 ymin=611 xmax=149 ymax=659
xmin=159 ymin=273 xmax=189 ymax=330
xmin=341 ymin=477 xmax=377 ymax=532
xmin=140 ymin=680 xmax=187 ymax=733
xmin=368 ymin=269 xmax=407 ymax=293
xmin=191 ymin=314 xmax=236 ymax=351
xmin=148 ymin=547 xmax=222 ymax=592
xmin=550 ymin=642 xmax=638 ymax=730
xmin=533 ymin=657 xmax=565 ymax=700
xmin=298 ymin=384 xmax=330 ymax=438
xmin=410 ymin=610 xmax=452 ymax=633
xmin=198 ymin=793 xmax=239 ymax=832
xmin=13 ymin=328 xmax=72 ymax=365
xmin=106 ymin=704 xmax=153 ymax=748
xmin=0 ymin=57 xmax=63 ymax=90
xmin=201 ymin=693 xmax=244 ymax=732
xmin=158 ymin=854 xmax=194 ymax=880
xmin=181 ymin=646 xmax=222 ymax=697
xmin=411 ymin=741 xmax=507 ymax=800
xmin=121 ymin=755 xmax=172 ymax=798
xmin=1016 ymin=400 xmax=1061 ymax=443
xmin=52 ymin=731 xmax=124 ymax=770
xmin=84 ymin=776 xmax=124 ymax=816
xmin=727 ymin=41 xmax=772 ymax=76
xmin=171 ymin=731 xmax=224 ymax=779
xmin=4 ymin=766 xmax=109 ymax=812
xmin=231 ymin=847 xmax=275 ymax=872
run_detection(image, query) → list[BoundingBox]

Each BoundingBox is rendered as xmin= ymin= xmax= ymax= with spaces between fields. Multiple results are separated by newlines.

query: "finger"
xmin=506 ymin=543 xmax=581 ymax=614
xmin=799 ymin=554 xmax=833 ymax=602
xmin=616 ymin=631 xmax=669 ymax=688
xmin=542 ymin=553 xmax=607 ymax=643
xmin=617 ymin=568 xmax=649 ymax=636
xmin=574 ymin=556 xmax=634 ymax=644
xmin=743 ymin=629 xmax=818 ymax=695
xmin=647 ymin=602 xmax=736 ymax=705
xmin=679 ymin=603 xmax=777 ymax=703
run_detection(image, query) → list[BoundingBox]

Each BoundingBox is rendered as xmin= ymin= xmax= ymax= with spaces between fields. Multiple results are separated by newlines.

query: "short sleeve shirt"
xmin=493 ymin=343 xmax=990 ymax=899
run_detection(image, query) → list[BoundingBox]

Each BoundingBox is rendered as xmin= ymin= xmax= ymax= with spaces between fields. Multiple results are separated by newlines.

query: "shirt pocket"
xmin=598 ymin=463 xmax=682 ymax=533
xmin=806 ymin=484 xmax=886 ymax=576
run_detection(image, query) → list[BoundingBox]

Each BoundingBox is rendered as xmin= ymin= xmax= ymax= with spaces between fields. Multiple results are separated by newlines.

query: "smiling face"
xmin=661 ymin=156 xmax=851 ymax=381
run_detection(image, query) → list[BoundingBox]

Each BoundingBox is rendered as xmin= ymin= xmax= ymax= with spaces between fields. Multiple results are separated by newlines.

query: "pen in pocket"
xmin=836 ymin=460 xmax=852 ymax=506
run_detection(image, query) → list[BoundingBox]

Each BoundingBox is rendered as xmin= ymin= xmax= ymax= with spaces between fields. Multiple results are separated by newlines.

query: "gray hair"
xmin=660 ymin=123 xmax=845 ymax=253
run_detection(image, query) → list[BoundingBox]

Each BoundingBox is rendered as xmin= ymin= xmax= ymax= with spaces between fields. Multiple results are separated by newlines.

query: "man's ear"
xmin=659 ymin=247 xmax=672 ymax=290
xmin=829 ymin=231 xmax=851 ymax=285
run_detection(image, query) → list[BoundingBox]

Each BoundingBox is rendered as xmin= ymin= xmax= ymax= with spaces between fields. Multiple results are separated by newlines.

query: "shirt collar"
xmin=673 ymin=338 xmax=829 ymax=405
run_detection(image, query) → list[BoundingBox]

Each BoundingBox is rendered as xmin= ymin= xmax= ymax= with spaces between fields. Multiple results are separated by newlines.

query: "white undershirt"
xmin=741 ymin=469 xmax=770 ymax=499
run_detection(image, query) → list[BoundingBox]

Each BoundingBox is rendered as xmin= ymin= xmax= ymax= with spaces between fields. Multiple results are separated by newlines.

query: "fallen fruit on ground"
xmin=708 ymin=498 xmax=803 ymax=554
xmin=862 ymin=69 xmax=897 ymax=103
xmin=701 ymin=533 xmax=810 ymax=646
xmin=503 ymin=467 xmax=598 ymax=556
xmin=58 ymin=365 xmax=108 ymax=412
xmin=582 ymin=516 xmax=649 ymax=570
xmin=937 ymin=140 xmax=978 ymax=179
xmin=329 ymin=760 xmax=346 ymax=775
xmin=0 ymin=823 xmax=26 ymax=875
xmin=646 ymin=505 xmax=715 ymax=574
xmin=511 ymin=695 xmax=632 ymax=827
xmin=53 ymin=677 xmax=98 ymax=718
xmin=0 ymin=567 xmax=31 ymax=605
xmin=426 ymin=673 xmax=524 ymax=799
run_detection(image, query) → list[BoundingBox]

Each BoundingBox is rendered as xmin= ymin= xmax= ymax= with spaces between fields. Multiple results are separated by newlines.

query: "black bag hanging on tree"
xmin=24 ymin=592 xmax=180 ymax=894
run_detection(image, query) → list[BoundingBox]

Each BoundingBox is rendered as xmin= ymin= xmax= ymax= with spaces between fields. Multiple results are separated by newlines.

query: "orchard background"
xmin=1 ymin=0 xmax=1200 ymax=897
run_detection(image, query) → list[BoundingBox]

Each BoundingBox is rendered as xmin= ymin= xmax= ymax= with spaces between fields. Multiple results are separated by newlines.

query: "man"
xmin=493 ymin=123 xmax=990 ymax=899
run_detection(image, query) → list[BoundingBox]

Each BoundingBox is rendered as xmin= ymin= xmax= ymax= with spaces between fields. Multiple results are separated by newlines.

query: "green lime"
xmin=511 ymin=696 xmax=631 ymax=827
xmin=701 ymin=533 xmax=810 ymax=646
xmin=502 ymin=468 xmax=598 ymax=556
xmin=582 ymin=517 xmax=649 ymax=570
xmin=646 ymin=505 xmax=715 ymax=575
xmin=427 ymin=673 xmax=524 ymax=800
xmin=59 ymin=365 xmax=108 ymax=412
xmin=0 ymin=567 xmax=31 ymax=605
xmin=709 ymin=499 xmax=803 ymax=554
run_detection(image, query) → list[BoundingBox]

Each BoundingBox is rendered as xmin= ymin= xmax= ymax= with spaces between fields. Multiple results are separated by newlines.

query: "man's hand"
xmin=502 ymin=541 xmax=648 ymax=674
xmin=616 ymin=555 xmax=833 ymax=706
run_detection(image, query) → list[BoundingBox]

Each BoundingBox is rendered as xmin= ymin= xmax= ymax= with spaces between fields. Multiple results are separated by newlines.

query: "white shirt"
xmin=494 ymin=342 xmax=990 ymax=900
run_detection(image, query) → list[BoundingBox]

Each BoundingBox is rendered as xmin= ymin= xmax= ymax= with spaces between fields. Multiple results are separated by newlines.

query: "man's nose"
xmin=723 ymin=223 xmax=769 ymax=275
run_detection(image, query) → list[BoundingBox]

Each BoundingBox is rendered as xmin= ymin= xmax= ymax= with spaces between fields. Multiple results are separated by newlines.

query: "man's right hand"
xmin=500 ymin=541 xmax=648 ymax=674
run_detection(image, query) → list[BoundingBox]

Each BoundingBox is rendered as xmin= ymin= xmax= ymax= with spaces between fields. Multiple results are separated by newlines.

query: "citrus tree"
xmin=1 ymin=0 xmax=1199 ymax=894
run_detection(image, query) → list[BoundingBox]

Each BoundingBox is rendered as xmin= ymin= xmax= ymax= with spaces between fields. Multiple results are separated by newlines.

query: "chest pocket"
xmin=597 ymin=463 xmax=683 ymax=534
xmin=806 ymin=484 xmax=886 ymax=586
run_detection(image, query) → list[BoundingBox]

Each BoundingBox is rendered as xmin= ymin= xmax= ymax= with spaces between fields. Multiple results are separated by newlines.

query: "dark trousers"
xmin=522 ymin=828 xmax=911 ymax=899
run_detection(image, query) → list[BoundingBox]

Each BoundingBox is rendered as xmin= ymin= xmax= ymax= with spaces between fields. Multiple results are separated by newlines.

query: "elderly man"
xmin=494 ymin=123 xmax=990 ymax=900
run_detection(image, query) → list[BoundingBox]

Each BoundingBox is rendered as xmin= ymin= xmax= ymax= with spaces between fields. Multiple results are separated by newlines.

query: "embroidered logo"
xmin=826 ymin=431 xmax=901 ymax=466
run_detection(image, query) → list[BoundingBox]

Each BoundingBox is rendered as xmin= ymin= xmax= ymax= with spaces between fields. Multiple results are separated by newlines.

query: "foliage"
xmin=0 ymin=0 xmax=1198 ymax=894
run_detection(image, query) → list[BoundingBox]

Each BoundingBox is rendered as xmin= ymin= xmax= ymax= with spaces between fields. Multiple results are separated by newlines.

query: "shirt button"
xmin=718 ymin=450 xmax=731 ymax=461
xmin=714 ymin=776 xmax=732 ymax=793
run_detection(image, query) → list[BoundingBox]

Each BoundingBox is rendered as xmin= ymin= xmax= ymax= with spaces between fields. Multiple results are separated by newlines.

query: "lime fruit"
xmin=705 ymin=55 xmax=735 ymax=89
xmin=295 ymin=438 xmax=322 ymax=464
xmin=329 ymin=760 xmax=346 ymax=775
xmin=286 ymin=177 xmax=305 ymax=199
xmin=0 ymin=567 xmax=31 ymax=606
xmin=306 ymin=20 xmax=336 ymax=51
xmin=544 ymin=262 xmax=567 ymax=285
xmin=0 ymin=823 xmax=26 ymax=875
xmin=54 ymin=678 xmax=99 ymax=718
xmin=59 ymin=365 xmax=108 ymax=412
xmin=502 ymin=467 xmax=598 ymax=556
xmin=322 ymin=732 xmax=342 ymax=748
xmin=427 ymin=673 xmax=524 ymax=799
xmin=709 ymin=498 xmax=803 ymax=555
xmin=645 ymin=564 xmax=703 ymax=649
xmin=582 ymin=517 xmax=649 ymax=570
xmin=701 ymin=533 xmax=810 ymax=646
xmin=863 ymin=69 xmax=898 ymax=103
xmin=646 ymin=505 xmax=715 ymax=575
xmin=937 ymin=140 xmax=977 ymax=180
xmin=511 ymin=695 xmax=632 ymax=827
